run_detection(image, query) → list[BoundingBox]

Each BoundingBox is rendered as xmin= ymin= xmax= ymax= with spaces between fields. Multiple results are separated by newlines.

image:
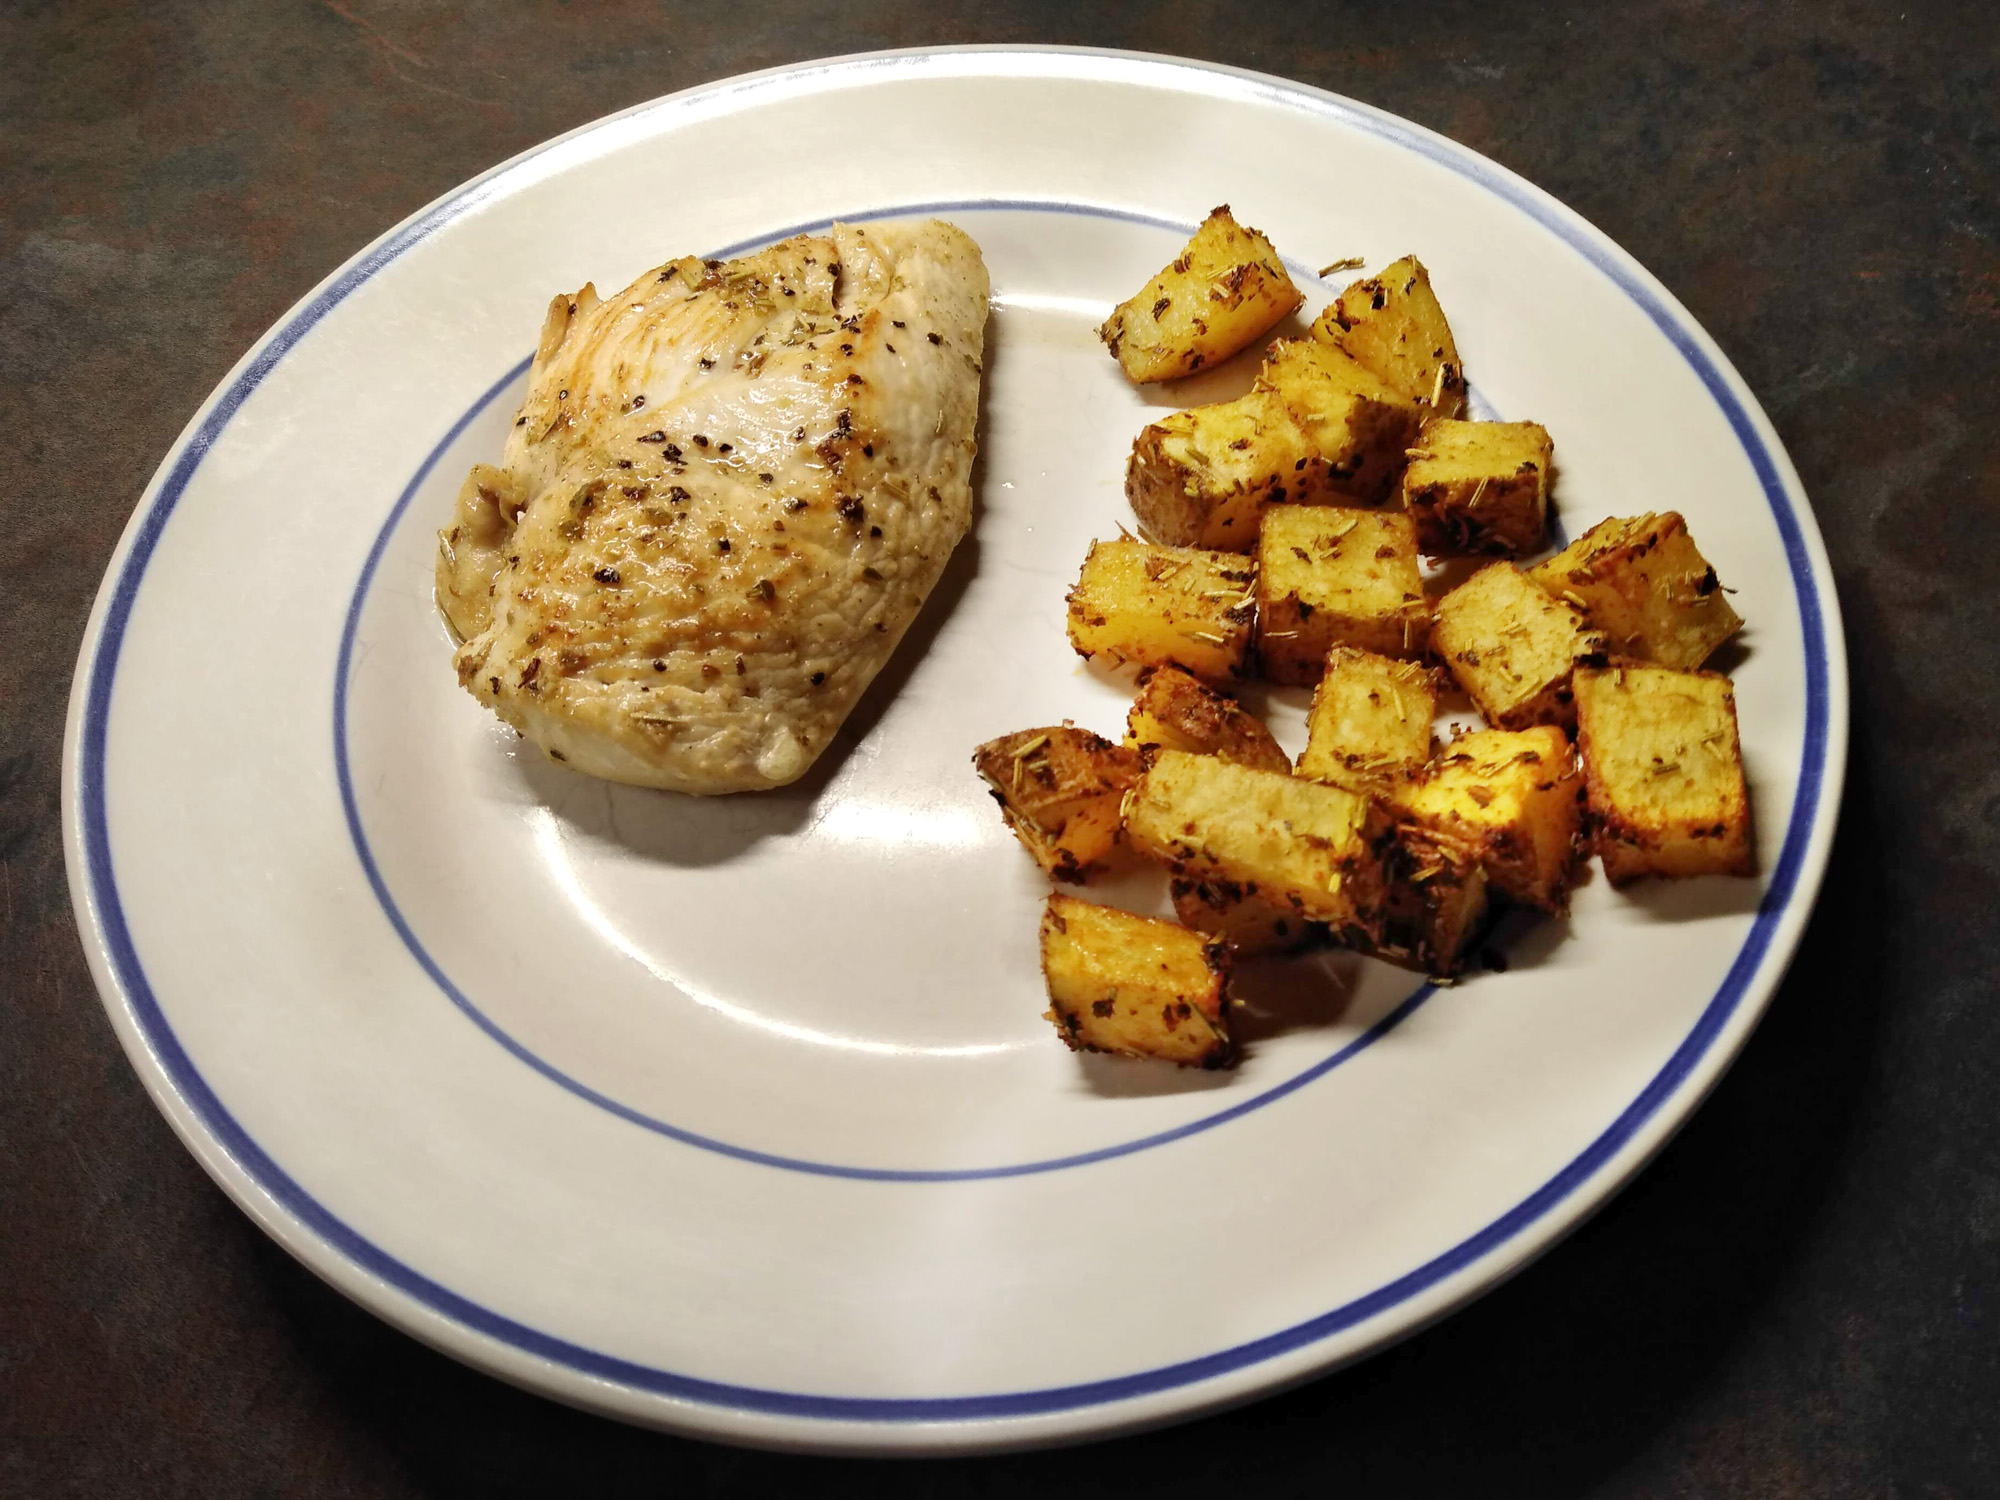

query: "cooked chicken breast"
xmin=437 ymin=220 xmax=989 ymax=792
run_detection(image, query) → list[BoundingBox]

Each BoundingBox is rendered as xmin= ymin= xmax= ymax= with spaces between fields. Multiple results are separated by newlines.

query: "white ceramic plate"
xmin=63 ymin=47 xmax=1846 ymax=1453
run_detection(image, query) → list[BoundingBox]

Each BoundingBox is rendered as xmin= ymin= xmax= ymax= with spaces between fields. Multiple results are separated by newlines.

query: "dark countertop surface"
xmin=5 ymin=2 xmax=1996 ymax=1494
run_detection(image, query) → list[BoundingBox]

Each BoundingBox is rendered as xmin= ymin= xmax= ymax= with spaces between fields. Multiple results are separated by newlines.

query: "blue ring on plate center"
xmin=332 ymin=201 xmax=1445 ymax=1183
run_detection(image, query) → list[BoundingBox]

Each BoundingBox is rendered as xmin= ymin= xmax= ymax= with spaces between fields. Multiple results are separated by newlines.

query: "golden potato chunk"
xmin=1529 ymin=512 xmax=1744 ymax=670
xmin=1400 ymin=418 xmax=1553 ymax=558
xmin=1125 ymin=386 xmax=1332 ymax=550
xmin=1098 ymin=206 xmax=1303 ymax=383
xmin=1376 ymin=828 xmax=1491 ymax=979
xmin=1433 ymin=562 xmax=1608 ymax=730
xmin=1257 ymin=338 xmax=1424 ymax=506
xmin=973 ymin=727 xmax=1142 ymax=883
xmin=1296 ymin=647 xmax=1439 ymax=796
xmin=1309 ymin=255 xmax=1466 ymax=418
xmin=1391 ymin=726 xmax=1584 ymax=912
xmin=1170 ymin=877 xmax=1323 ymax=957
xmin=1067 ymin=539 xmax=1256 ymax=682
xmin=1255 ymin=505 xmax=1430 ymax=683
xmin=1125 ymin=665 xmax=1292 ymax=774
xmin=1573 ymin=665 xmax=1754 ymax=883
xmin=1126 ymin=749 xmax=1393 ymax=945
xmin=1041 ymin=893 xmax=1235 ymax=1068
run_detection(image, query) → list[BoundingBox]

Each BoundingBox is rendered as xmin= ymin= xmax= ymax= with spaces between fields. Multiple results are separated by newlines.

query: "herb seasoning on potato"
xmin=988 ymin=225 xmax=1756 ymax=1068
xmin=1098 ymin=206 xmax=1302 ymax=383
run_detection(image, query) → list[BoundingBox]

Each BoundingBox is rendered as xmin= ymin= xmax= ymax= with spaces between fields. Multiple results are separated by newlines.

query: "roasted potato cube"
xmin=1433 ymin=562 xmax=1608 ymax=730
xmin=1257 ymin=338 xmax=1424 ymax=505
xmin=1375 ymin=828 xmax=1491 ymax=978
xmin=1309 ymin=255 xmax=1466 ymax=418
xmin=1041 ymin=893 xmax=1235 ymax=1068
xmin=1400 ymin=418 xmax=1553 ymax=558
xmin=1529 ymin=512 xmax=1744 ymax=670
xmin=973 ymin=727 xmax=1142 ymax=883
xmin=1098 ymin=206 xmax=1303 ymax=383
xmin=1255 ymin=505 xmax=1430 ymax=683
xmin=1125 ymin=386 xmax=1332 ymax=550
xmin=1067 ymin=539 xmax=1256 ymax=681
xmin=1126 ymin=749 xmax=1392 ymax=944
xmin=1170 ymin=876 xmax=1324 ymax=956
xmin=1391 ymin=726 xmax=1584 ymax=911
xmin=1125 ymin=665 xmax=1292 ymax=774
xmin=1573 ymin=665 xmax=1753 ymax=883
xmin=1296 ymin=647 xmax=1439 ymax=795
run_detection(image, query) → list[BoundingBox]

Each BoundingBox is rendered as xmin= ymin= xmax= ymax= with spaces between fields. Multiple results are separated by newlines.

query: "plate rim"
xmin=60 ymin=43 xmax=1851 ymax=1453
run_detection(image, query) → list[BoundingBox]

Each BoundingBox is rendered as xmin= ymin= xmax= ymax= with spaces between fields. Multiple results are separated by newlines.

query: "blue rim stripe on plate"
xmin=77 ymin=53 xmax=1831 ymax=1423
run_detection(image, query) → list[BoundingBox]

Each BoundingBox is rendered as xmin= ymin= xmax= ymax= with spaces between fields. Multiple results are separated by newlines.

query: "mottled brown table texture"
xmin=5 ymin=1 xmax=1997 ymax=1494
